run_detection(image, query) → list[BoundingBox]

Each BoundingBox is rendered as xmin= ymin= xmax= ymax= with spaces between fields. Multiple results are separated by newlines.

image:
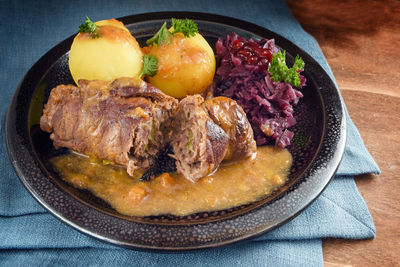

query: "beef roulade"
xmin=171 ymin=95 xmax=256 ymax=182
xmin=40 ymin=77 xmax=178 ymax=176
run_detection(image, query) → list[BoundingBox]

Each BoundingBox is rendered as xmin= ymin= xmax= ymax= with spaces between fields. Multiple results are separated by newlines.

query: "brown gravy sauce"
xmin=51 ymin=146 xmax=292 ymax=216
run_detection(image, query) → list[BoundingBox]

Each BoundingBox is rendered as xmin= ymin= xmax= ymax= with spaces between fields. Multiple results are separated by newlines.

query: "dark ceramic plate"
xmin=5 ymin=12 xmax=346 ymax=250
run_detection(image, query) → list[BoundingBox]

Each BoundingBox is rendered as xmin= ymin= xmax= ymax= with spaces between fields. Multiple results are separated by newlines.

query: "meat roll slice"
xmin=40 ymin=77 xmax=178 ymax=175
xmin=203 ymin=96 xmax=257 ymax=161
xmin=171 ymin=95 xmax=229 ymax=182
xmin=171 ymin=95 xmax=256 ymax=182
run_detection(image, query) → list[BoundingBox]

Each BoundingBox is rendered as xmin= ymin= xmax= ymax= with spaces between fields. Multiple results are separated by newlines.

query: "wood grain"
xmin=287 ymin=0 xmax=400 ymax=97
xmin=286 ymin=0 xmax=400 ymax=266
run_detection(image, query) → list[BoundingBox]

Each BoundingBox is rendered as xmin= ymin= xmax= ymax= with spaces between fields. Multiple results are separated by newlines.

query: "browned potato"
xmin=69 ymin=18 xmax=143 ymax=84
xmin=144 ymin=32 xmax=215 ymax=99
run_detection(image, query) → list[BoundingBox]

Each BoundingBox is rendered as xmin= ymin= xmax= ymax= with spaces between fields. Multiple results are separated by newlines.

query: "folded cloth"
xmin=0 ymin=0 xmax=380 ymax=266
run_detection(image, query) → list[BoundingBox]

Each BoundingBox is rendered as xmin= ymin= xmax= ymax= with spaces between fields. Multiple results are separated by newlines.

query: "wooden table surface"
xmin=286 ymin=0 xmax=400 ymax=266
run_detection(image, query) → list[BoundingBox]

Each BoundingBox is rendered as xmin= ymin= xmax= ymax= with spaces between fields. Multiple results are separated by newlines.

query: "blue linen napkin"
xmin=0 ymin=0 xmax=380 ymax=266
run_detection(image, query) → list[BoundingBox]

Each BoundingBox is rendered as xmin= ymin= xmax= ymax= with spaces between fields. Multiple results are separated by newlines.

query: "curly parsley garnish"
xmin=171 ymin=18 xmax=198 ymax=37
xmin=139 ymin=54 xmax=158 ymax=78
xmin=268 ymin=51 xmax=305 ymax=87
xmin=78 ymin=16 xmax=100 ymax=38
xmin=146 ymin=18 xmax=198 ymax=46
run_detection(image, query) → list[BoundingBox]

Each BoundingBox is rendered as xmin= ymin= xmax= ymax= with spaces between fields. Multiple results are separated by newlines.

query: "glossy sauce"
xmin=51 ymin=146 xmax=292 ymax=216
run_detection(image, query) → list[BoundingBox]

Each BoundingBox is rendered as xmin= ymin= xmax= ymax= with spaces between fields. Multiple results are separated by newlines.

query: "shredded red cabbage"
xmin=213 ymin=33 xmax=306 ymax=148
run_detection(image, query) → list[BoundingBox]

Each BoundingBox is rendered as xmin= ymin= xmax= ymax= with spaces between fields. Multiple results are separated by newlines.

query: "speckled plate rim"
xmin=5 ymin=11 xmax=346 ymax=251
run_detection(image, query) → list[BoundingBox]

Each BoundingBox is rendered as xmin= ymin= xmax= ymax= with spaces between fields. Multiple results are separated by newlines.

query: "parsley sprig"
xmin=146 ymin=18 xmax=199 ymax=46
xmin=171 ymin=18 xmax=198 ymax=37
xmin=139 ymin=55 xmax=158 ymax=78
xmin=268 ymin=51 xmax=305 ymax=87
xmin=78 ymin=16 xmax=100 ymax=38
xmin=145 ymin=22 xmax=173 ymax=46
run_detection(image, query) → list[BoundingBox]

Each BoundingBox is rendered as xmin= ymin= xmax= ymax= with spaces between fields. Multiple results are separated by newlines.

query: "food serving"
xmin=40 ymin=17 xmax=306 ymax=216
xmin=142 ymin=19 xmax=216 ymax=98
xmin=69 ymin=18 xmax=143 ymax=84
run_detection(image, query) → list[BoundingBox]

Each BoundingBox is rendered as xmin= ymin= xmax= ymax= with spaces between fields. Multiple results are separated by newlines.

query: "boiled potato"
xmin=69 ymin=18 xmax=143 ymax=85
xmin=144 ymin=32 xmax=215 ymax=99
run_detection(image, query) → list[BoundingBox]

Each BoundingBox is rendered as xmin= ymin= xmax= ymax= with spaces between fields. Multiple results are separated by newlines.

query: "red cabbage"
xmin=213 ymin=33 xmax=306 ymax=148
